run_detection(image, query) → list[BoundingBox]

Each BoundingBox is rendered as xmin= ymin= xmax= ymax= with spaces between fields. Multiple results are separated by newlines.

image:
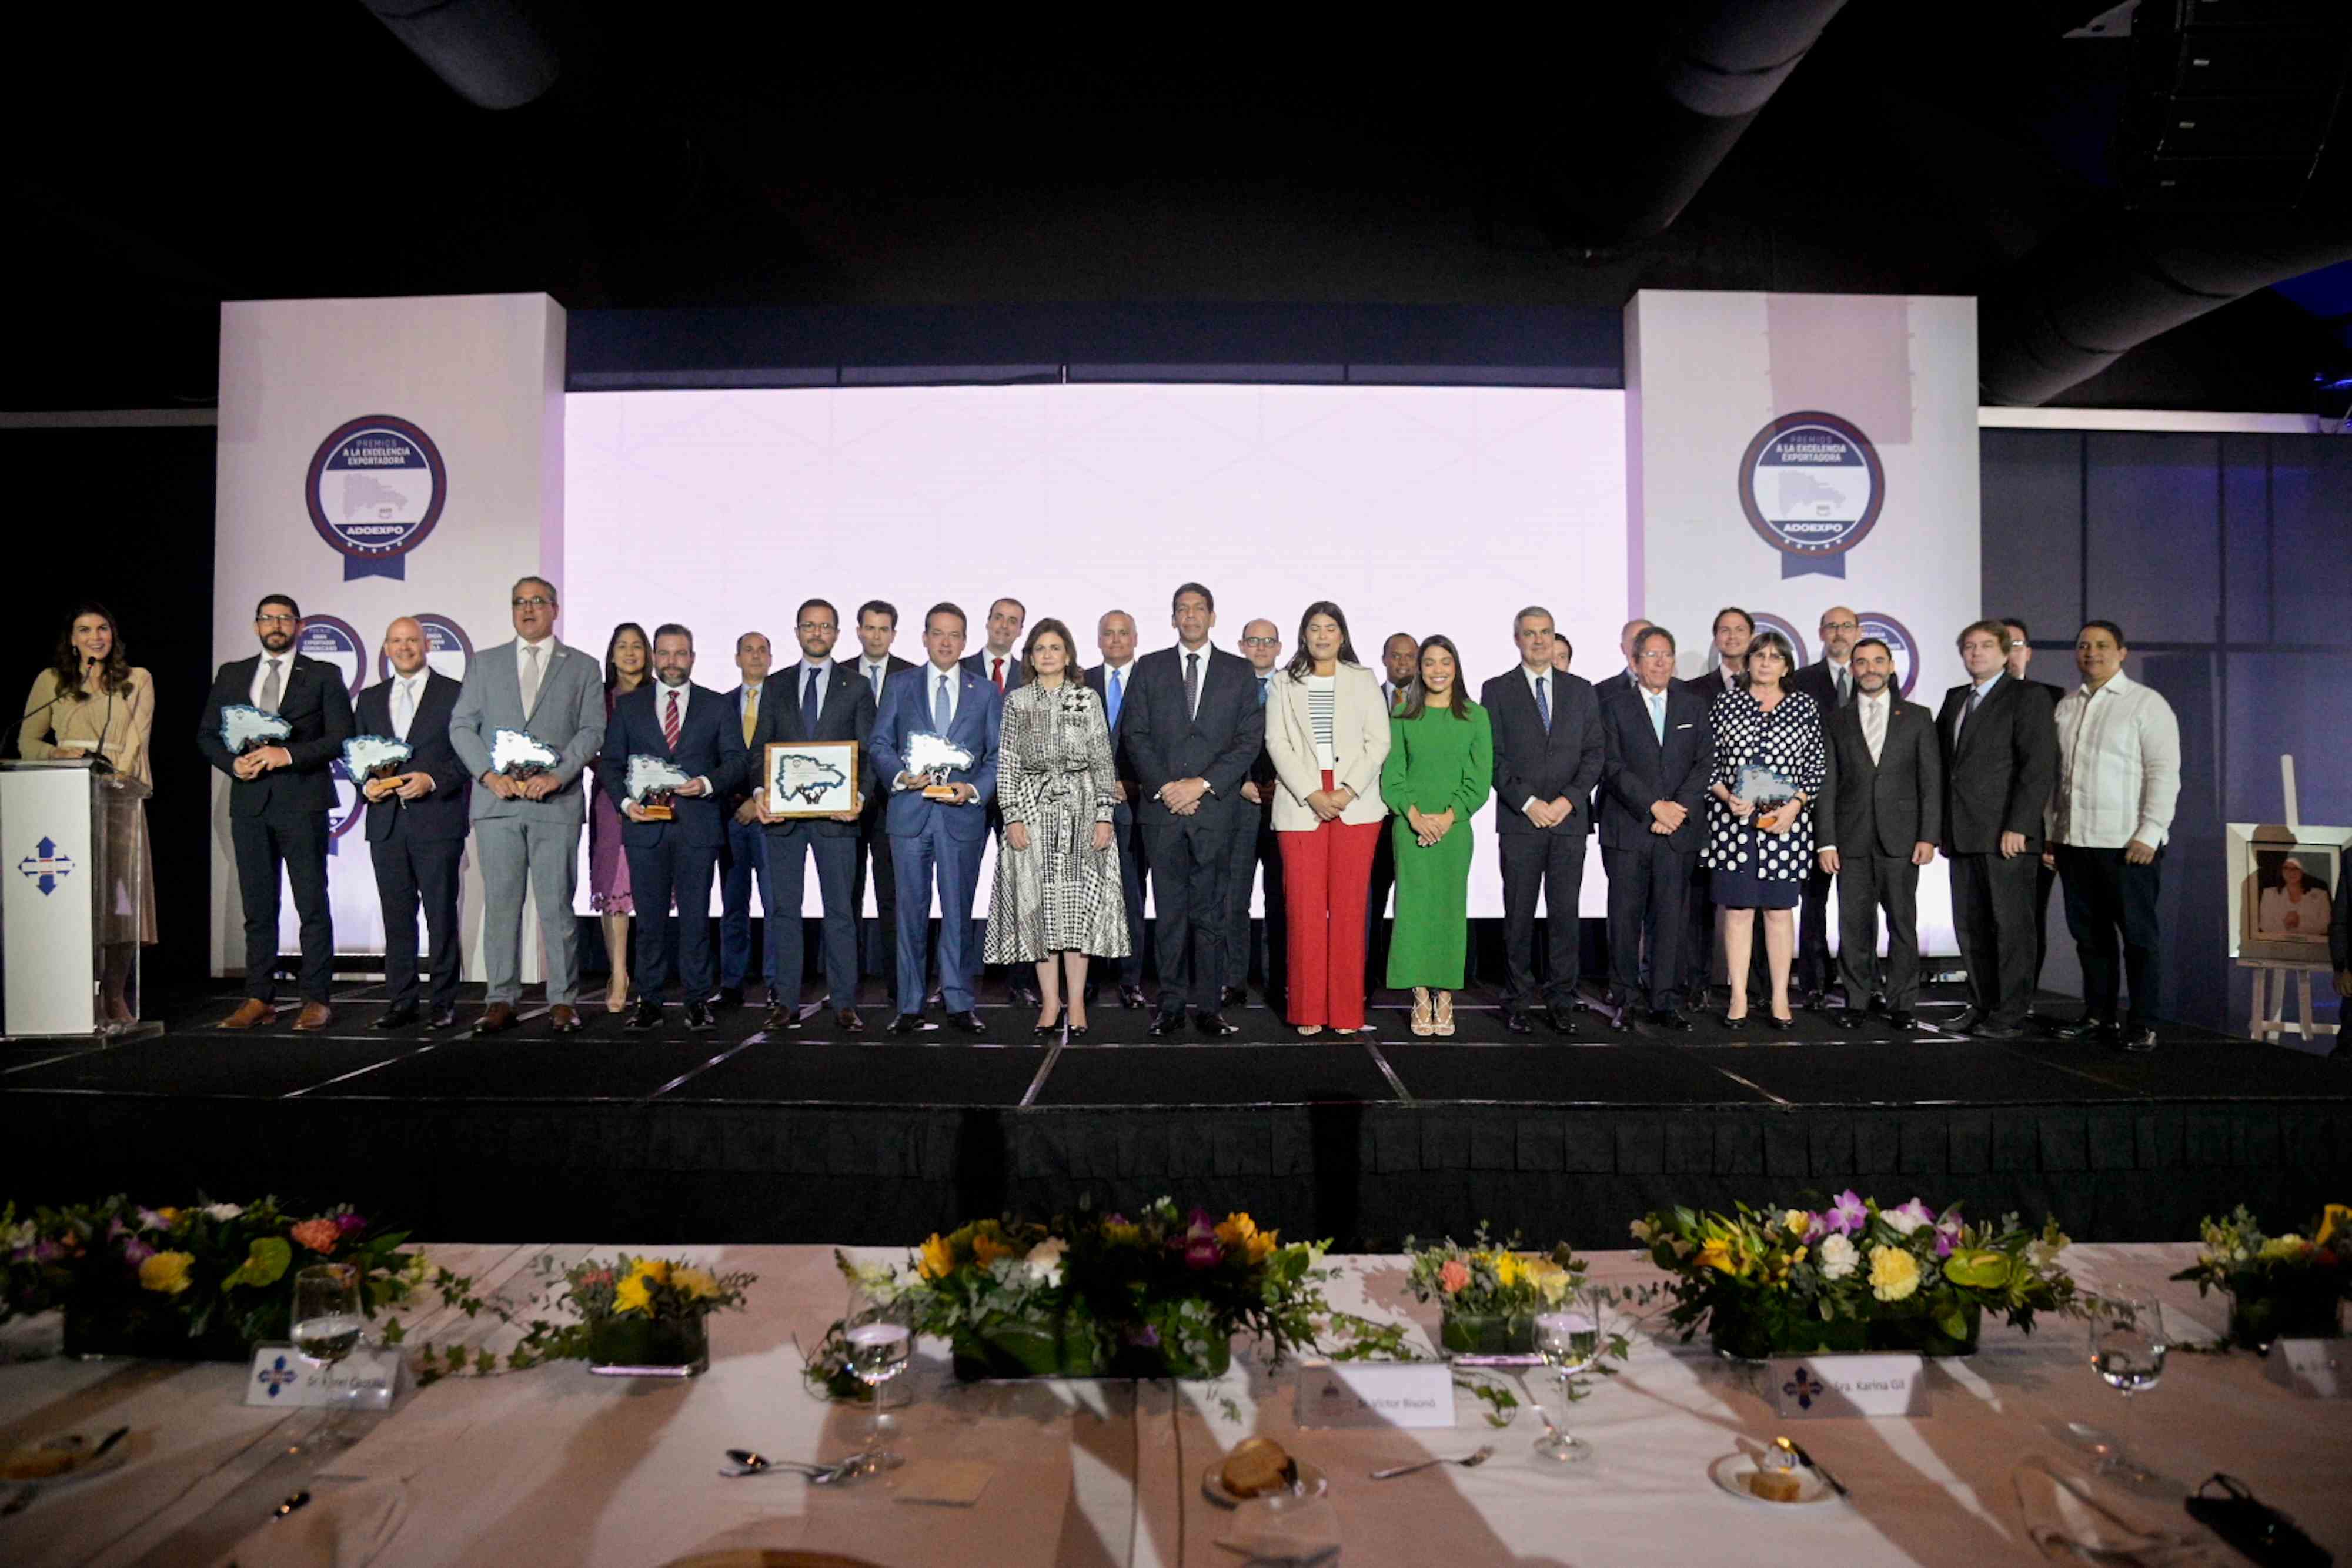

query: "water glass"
xmin=289 ymin=1263 xmax=365 ymax=1452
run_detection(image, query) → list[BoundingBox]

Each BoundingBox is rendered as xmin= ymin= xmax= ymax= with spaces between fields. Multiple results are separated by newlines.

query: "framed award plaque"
xmin=763 ymin=740 xmax=863 ymax=818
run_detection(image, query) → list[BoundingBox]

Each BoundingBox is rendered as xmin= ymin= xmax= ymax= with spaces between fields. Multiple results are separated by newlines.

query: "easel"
xmin=2237 ymin=757 xmax=2342 ymax=1050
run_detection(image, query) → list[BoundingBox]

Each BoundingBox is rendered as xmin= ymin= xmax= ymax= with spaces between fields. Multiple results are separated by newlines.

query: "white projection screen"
xmin=564 ymin=384 xmax=1630 ymax=919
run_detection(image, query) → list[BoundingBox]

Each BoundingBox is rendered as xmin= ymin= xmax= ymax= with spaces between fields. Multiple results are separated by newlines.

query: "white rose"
xmin=1818 ymin=1234 xmax=1857 ymax=1281
xmin=203 ymin=1203 xmax=245 ymax=1222
xmin=1023 ymin=1236 xmax=1067 ymax=1286
xmin=1882 ymin=1208 xmax=1929 ymax=1237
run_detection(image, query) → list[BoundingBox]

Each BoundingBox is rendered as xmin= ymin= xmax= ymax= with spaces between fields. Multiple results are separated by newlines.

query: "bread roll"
xmin=1747 ymin=1466 xmax=1804 ymax=1502
xmin=1221 ymin=1436 xmax=1294 ymax=1498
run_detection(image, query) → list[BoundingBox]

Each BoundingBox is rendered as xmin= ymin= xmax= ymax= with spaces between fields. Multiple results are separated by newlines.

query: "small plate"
xmin=0 ymin=1432 xmax=130 ymax=1489
xmin=1708 ymin=1452 xmax=1834 ymax=1507
xmin=1203 ymin=1459 xmax=1329 ymax=1509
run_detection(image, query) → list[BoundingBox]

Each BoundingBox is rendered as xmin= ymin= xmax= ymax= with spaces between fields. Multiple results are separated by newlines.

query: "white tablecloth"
xmin=1 ymin=1242 xmax=2344 ymax=1566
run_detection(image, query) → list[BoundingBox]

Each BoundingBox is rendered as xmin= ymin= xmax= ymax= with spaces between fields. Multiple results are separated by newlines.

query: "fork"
xmin=1369 ymin=1444 xmax=1495 ymax=1480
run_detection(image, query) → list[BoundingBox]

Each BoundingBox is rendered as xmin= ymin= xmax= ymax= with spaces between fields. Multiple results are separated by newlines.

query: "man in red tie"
xmin=961 ymin=596 xmax=1035 ymax=1002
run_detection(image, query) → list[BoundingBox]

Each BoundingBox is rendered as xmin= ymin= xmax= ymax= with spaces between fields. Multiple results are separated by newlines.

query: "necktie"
xmin=867 ymin=663 xmax=884 ymax=702
xmin=741 ymin=685 xmax=759 ymax=747
xmin=1185 ymin=653 xmax=1201 ymax=720
xmin=1257 ymin=676 xmax=1268 ymax=707
xmin=992 ymin=657 xmax=1005 ymax=692
xmin=802 ymin=667 xmax=820 ymax=734
xmin=663 ymin=688 xmax=681 ymax=751
xmin=1863 ymin=696 xmax=1886 ymax=764
xmin=1107 ymin=667 xmax=1124 ymax=733
xmin=933 ymin=672 xmax=951 ymax=735
xmin=1536 ymin=674 xmax=1551 ymax=733
xmin=259 ymin=658 xmax=283 ymax=713
xmin=1836 ymin=665 xmax=1851 ymax=706
xmin=1648 ymin=690 xmax=1665 ymax=744
xmin=394 ymin=677 xmax=415 ymax=741
xmin=520 ymin=642 xmax=542 ymax=715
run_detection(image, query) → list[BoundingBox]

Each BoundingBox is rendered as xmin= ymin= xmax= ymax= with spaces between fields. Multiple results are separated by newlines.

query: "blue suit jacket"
xmin=600 ymin=681 xmax=749 ymax=848
xmin=866 ymin=661 xmax=1001 ymax=842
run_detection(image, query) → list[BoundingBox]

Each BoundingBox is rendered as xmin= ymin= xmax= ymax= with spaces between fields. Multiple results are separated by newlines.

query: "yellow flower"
xmin=1244 ymin=1229 xmax=1279 ymax=1265
xmin=2317 ymin=1205 xmax=2350 ymax=1249
xmin=2259 ymin=1234 xmax=2311 ymax=1262
xmin=673 ymin=1266 xmax=720 ymax=1301
xmin=971 ymin=1231 xmax=1016 ymax=1267
xmin=1493 ymin=1252 xmax=1528 ymax=1289
xmin=1214 ymin=1213 xmax=1259 ymax=1252
xmin=1867 ymin=1246 xmax=1920 ymax=1303
xmin=1783 ymin=1209 xmax=1811 ymax=1238
xmin=1526 ymin=1259 xmax=1572 ymax=1305
xmin=631 ymin=1258 xmax=672 ymax=1285
xmin=917 ymin=1234 xmax=954 ymax=1281
xmin=138 ymin=1251 xmax=195 ymax=1295
xmin=154 ymin=1207 xmax=183 ymax=1226
xmin=1698 ymin=1238 xmax=1743 ymax=1277
xmin=1102 ymin=1222 xmax=1141 ymax=1246
xmin=613 ymin=1274 xmax=654 ymax=1315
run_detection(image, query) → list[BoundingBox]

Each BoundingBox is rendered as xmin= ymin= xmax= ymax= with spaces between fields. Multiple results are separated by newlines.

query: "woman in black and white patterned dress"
xmin=1700 ymin=630 xmax=1825 ymax=1031
xmin=983 ymin=619 xmax=1130 ymax=1039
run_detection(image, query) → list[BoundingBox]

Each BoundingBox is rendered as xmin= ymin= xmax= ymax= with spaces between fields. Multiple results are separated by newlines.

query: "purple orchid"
xmin=1826 ymin=1190 xmax=1868 ymax=1235
xmin=122 ymin=1237 xmax=155 ymax=1266
xmin=1124 ymin=1323 xmax=1161 ymax=1348
xmin=337 ymin=1213 xmax=369 ymax=1236
xmin=1184 ymin=1238 xmax=1222 ymax=1271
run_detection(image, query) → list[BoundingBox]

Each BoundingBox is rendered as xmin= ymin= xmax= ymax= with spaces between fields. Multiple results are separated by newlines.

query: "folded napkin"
xmin=1218 ymin=1493 xmax=1341 ymax=1566
xmin=213 ymin=1478 xmax=410 ymax=1568
xmin=2012 ymin=1456 xmax=2210 ymax=1566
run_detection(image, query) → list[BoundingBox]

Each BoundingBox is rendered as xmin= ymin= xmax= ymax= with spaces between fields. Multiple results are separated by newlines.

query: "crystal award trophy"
xmin=626 ymin=754 xmax=691 ymax=822
xmin=343 ymin=735 xmax=416 ymax=802
xmin=906 ymin=731 xmax=976 ymax=802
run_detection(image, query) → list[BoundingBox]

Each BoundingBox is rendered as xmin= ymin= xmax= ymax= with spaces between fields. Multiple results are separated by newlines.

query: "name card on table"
xmin=1294 ymin=1360 xmax=1456 ymax=1429
xmin=2263 ymin=1339 xmax=2348 ymax=1399
xmin=243 ymin=1345 xmax=406 ymax=1410
xmin=1767 ymin=1354 xmax=1930 ymax=1419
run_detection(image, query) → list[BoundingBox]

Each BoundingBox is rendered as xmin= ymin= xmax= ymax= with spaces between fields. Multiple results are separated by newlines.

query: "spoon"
xmin=1369 ymin=1444 xmax=1494 ymax=1480
xmin=719 ymin=1449 xmax=866 ymax=1482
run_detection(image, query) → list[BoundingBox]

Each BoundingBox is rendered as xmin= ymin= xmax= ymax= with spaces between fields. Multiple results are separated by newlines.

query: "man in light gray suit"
xmin=448 ymin=575 xmax=609 ymax=1035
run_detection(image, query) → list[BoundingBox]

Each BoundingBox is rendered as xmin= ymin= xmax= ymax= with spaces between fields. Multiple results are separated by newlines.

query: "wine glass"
xmin=843 ymin=1283 xmax=916 ymax=1474
xmin=2085 ymin=1292 xmax=2167 ymax=1487
xmin=289 ymin=1263 xmax=366 ymax=1453
xmin=1532 ymin=1299 xmax=1601 ymax=1463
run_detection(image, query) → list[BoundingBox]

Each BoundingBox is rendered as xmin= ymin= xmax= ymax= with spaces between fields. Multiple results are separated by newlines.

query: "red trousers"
xmin=1280 ymin=771 xmax=1381 ymax=1029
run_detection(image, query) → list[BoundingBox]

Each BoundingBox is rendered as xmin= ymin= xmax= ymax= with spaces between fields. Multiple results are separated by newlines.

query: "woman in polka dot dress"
xmin=1699 ymin=630 xmax=1825 ymax=1031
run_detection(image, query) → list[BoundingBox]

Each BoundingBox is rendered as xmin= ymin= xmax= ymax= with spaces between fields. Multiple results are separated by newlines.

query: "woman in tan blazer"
xmin=1263 ymin=601 xmax=1391 ymax=1035
xmin=18 ymin=601 xmax=156 ymax=1022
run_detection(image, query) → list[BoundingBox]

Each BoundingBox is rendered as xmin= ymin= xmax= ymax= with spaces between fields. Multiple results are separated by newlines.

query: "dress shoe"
xmin=1607 ymin=1007 xmax=1636 ymax=1033
xmin=374 ymin=1003 xmax=420 ymax=1030
xmin=1544 ymin=1007 xmax=1579 ymax=1039
xmin=549 ymin=1005 xmax=583 ymax=1034
xmin=887 ymin=1012 xmax=924 ymax=1036
xmin=1886 ymin=1009 xmax=1917 ymax=1031
xmin=926 ymin=988 xmax=945 ymax=1011
xmin=1010 ymin=984 xmax=1041 ymax=1008
xmin=1645 ymin=1007 xmax=1693 ymax=1033
xmin=624 ymin=999 xmax=662 ymax=1031
xmin=1502 ymin=1007 xmax=1532 ymax=1035
xmin=1682 ymin=987 xmax=1709 ymax=1013
xmin=474 ymin=1002 xmax=520 ymax=1037
xmin=762 ymin=1004 xmax=799 ymax=1032
xmin=1221 ymin=985 xmax=1247 ymax=1008
xmin=1944 ymin=1007 xmax=1985 ymax=1035
xmin=1120 ymin=985 xmax=1148 ymax=1010
xmin=946 ymin=1009 xmax=987 ymax=1035
xmin=289 ymin=1002 xmax=333 ymax=1032
xmin=836 ymin=1007 xmax=866 ymax=1034
xmin=1148 ymin=1011 xmax=1187 ymax=1038
xmin=2046 ymin=1016 xmax=2113 ymax=1042
xmin=218 ymin=998 xmax=275 ymax=1030
xmin=716 ymin=986 xmax=746 ymax=1009
xmin=683 ymin=1001 xmax=714 ymax=1031
xmin=1868 ymin=992 xmax=1890 ymax=1015
xmin=430 ymin=1005 xmax=460 ymax=1030
xmin=1197 ymin=1012 xmax=1242 ymax=1038
xmin=2120 ymin=1027 xmax=2159 ymax=1054
xmin=1825 ymin=1009 xmax=1863 ymax=1032
xmin=1032 ymin=1008 xmax=1064 ymax=1042
xmin=1972 ymin=1021 xmax=2026 ymax=1041
xmin=1718 ymin=1010 xmax=1750 ymax=1032
xmin=1800 ymin=989 xmax=1828 ymax=1012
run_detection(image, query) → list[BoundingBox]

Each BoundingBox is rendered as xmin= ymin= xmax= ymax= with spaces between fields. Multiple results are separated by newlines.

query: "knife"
xmin=1773 ymin=1435 xmax=1850 ymax=1498
xmin=89 ymin=1426 xmax=129 ymax=1460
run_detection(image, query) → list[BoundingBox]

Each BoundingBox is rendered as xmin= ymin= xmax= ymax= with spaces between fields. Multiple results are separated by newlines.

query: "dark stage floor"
xmin=5 ymin=978 xmax=2346 ymax=1251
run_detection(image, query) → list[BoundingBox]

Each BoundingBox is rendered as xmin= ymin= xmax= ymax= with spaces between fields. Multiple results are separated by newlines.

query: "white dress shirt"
xmin=2047 ymin=671 xmax=2181 ymax=850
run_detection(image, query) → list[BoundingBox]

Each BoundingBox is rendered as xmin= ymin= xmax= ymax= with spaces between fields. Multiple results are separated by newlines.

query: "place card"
xmin=1292 ymin=1360 xmax=1455 ymax=1429
xmin=1766 ymin=1353 xmax=1931 ymax=1419
xmin=2263 ymin=1339 xmax=2347 ymax=1399
xmin=243 ymin=1344 xmax=406 ymax=1410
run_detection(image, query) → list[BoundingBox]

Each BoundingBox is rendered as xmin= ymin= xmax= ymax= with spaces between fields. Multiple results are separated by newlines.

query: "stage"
xmin=6 ymin=977 xmax=2344 ymax=1252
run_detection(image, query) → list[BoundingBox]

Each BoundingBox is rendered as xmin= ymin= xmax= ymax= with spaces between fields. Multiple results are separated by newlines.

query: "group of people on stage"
xmin=28 ymin=579 xmax=2227 ymax=1050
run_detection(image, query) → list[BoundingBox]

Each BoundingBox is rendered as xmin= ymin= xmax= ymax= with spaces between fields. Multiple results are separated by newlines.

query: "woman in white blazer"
xmin=1264 ymin=601 xmax=1392 ymax=1035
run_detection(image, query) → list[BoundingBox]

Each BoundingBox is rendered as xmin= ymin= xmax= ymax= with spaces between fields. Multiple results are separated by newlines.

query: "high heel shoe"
xmin=1066 ymin=1009 xmax=1088 ymax=1039
xmin=1032 ymin=1007 xmax=1064 ymax=1042
xmin=1434 ymin=991 xmax=1456 ymax=1037
xmin=1767 ymin=1009 xmax=1797 ymax=1032
xmin=1410 ymin=987 xmax=1435 ymax=1037
xmin=1719 ymin=1009 xmax=1750 ymax=1032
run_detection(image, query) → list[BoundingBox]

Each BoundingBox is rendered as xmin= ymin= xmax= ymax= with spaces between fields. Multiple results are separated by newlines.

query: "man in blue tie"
xmin=1083 ymin=610 xmax=1150 ymax=1009
xmin=1222 ymin=618 xmax=1288 ymax=1009
xmin=867 ymin=603 xmax=1001 ymax=1035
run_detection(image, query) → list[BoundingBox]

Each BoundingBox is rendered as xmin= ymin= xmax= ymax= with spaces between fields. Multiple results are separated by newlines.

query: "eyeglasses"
xmin=512 ymin=596 xmax=554 ymax=610
xmin=1240 ymin=636 xmax=1280 ymax=648
xmin=797 ymin=621 xmax=837 ymax=634
xmin=255 ymin=614 xmax=298 ymax=626
xmin=1637 ymin=650 xmax=1676 ymax=663
xmin=1820 ymin=620 xmax=1859 ymax=634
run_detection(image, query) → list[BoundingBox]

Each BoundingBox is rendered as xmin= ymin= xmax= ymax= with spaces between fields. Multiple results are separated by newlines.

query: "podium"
xmin=0 ymin=759 xmax=159 ymax=1041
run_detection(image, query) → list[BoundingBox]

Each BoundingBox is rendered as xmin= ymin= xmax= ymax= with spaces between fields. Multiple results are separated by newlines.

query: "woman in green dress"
xmin=1380 ymin=634 xmax=1492 ymax=1036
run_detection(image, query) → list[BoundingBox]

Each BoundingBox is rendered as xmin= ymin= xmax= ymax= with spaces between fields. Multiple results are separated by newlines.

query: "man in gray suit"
xmin=448 ymin=576 xmax=609 ymax=1035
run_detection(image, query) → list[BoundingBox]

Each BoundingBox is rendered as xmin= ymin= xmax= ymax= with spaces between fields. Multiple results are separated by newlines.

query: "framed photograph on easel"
xmin=2236 ymin=840 xmax=2339 ymax=962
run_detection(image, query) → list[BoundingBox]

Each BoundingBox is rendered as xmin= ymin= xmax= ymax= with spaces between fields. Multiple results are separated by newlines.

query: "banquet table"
xmin=1 ymin=1241 xmax=2344 ymax=1567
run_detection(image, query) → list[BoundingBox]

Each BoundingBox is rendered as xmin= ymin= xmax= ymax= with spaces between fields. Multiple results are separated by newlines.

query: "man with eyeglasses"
xmin=748 ymin=598 xmax=877 ymax=1035
xmin=1082 ymin=609 xmax=1150 ymax=1010
xmin=1222 ymin=620 xmax=1288 ymax=1011
xmin=199 ymin=593 xmax=355 ymax=1031
xmin=448 ymin=576 xmax=609 ymax=1036
xmin=1596 ymin=626 xmax=1710 ymax=1032
xmin=716 ymin=630 xmax=776 ymax=1011
xmin=1788 ymin=605 xmax=1863 ymax=1009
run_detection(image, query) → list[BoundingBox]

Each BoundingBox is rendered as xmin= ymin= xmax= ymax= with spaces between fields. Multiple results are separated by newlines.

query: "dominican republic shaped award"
xmin=1738 ymin=763 xmax=1798 ymax=813
xmin=220 ymin=704 xmax=294 ymax=757
xmin=906 ymin=731 xmax=976 ymax=801
xmin=490 ymin=728 xmax=560 ymax=779
xmin=626 ymin=754 xmax=691 ymax=821
xmin=763 ymin=740 xmax=861 ymax=818
xmin=343 ymin=735 xmax=415 ymax=800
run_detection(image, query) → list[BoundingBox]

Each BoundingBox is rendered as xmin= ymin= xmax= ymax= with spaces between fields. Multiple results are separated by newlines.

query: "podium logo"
xmin=17 ymin=837 xmax=74 ymax=895
xmin=306 ymin=414 xmax=447 ymax=581
xmin=1738 ymin=412 xmax=1884 ymax=580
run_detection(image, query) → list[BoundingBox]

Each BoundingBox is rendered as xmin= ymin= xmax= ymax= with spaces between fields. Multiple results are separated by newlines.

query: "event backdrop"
xmin=211 ymin=293 xmax=564 ymax=978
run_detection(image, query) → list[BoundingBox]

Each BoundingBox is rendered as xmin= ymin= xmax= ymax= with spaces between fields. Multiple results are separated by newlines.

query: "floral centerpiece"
xmin=2170 ymin=1205 xmax=2348 ymax=1350
xmin=814 ymin=1200 xmax=1328 ymax=1385
xmin=1 ymin=1196 xmax=421 ymax=1360
xmin=1404 ymin=1228 xmax=1583 ymax=1357
xmin=564 ymin=1254 xmax=755 ymax=1377
xmin=1632 ymin=1191 xmax=2082 ymax=1360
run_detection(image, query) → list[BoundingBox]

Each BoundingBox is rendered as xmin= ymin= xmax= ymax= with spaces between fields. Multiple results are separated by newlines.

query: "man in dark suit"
xmin=1482 ymin=606 xmax=1604 ymax=1036
xmin=198 ymin=593 xmax=355 ymax=1032
xmin=963 ymin=596 xmax=1034 ymax=1004
xmin=1121 ymin=582 xmax=1265 ymax=1037
xmin=1597 ymin=626 xmax=1710 ymax=1032
xmin=600 ymin=623 xmax=749 ymax=1032
xmin=868 ymin=602 xmax=1000 ymax=1036
xmin=1364 ymin=631 xmax=1418 ymax=999
xmin=1787 ymin=605 xmax=1862 ymax=1008
xmin=847 ymin=601 xmax=918 ymax=1005
xmin=1679 ymin=606 xmax=1760 ymax=1009
xmin=2003 ymin=618 xmax=2069 ymax=999
xmin=1224 ymin=618 xmax=1288 ymax=1009
xmin=1593 ymin=617 xmax=1653 ymax=704
xmin=355 ymin=618 xmax=468 ymax=1030
xmin=751 ymin=598 xmax=877 ymax=1035
xmin=1814 ymin=637 xmax=1942 ymax=1032
xmin=1084 ymin=610 xmax=1151 ymax=1009
xmin=716 ymin=630 xmax=776 ymax=1009
xmin=1937 ymin=620 xmax=2058 ymax=1039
